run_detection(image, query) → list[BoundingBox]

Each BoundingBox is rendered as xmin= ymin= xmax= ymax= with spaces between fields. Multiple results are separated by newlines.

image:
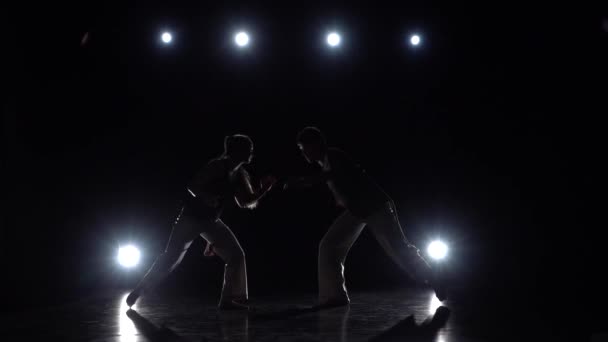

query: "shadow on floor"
xmin=126 ymin=309 xmax=191 ymax=342
xmin=127 ymin=305 xmax=450 ymax=342
xmin=249 ymin=302 xmax=340 ymax=321
xmin=369 ymin=306 xmax=451 ymax=342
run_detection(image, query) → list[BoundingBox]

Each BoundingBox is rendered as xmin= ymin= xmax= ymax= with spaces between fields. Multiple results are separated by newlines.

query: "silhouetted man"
xmin=289 ymin=127 xmax=446 ymax=307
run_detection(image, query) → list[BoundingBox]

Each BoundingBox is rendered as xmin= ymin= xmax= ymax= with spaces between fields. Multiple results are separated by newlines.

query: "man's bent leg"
xmin=200 ymin=219 xmax=248 ymax=308
xmin=318 ymin=210 xmax=366 ymax=306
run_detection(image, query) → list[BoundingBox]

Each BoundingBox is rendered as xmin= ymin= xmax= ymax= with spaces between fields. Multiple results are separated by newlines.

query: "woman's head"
xmin=224 ymin=134 xmax=254 ymax=164
xmin=296 ymin=126 xmax=327 ymax=164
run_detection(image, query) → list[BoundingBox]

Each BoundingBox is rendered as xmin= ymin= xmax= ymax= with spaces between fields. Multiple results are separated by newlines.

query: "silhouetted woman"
xmin=126 ymin=134 xmax=275 ymax=310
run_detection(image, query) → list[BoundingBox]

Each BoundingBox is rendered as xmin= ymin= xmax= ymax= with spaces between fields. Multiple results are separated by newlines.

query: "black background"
xmin=4 ymin=1 xmax=607 ymax=338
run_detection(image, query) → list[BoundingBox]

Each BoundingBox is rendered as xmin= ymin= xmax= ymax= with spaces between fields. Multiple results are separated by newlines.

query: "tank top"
xmin=325 ymin=148 xmax=392 ymax=218
xmin=182 ymin=157 xmax=242 ymax=220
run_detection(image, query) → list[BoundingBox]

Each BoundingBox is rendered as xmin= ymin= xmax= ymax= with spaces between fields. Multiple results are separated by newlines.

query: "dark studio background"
xmin=3 ymin=1 xmax=607 ymax=339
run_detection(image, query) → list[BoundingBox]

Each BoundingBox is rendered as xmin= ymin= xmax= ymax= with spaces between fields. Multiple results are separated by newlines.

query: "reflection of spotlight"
xmin=427 ymin=240 xmax=448 ymax=260
xmin=117 ymin=245 xmax=141 ymax=268
xmin=235 ymin=31 xmax=250 ymax=47
xmin=429 ymin=292 xmax=443 ymax=314
xmin=326 ymin=32 xmax=341 ymax=47
xmin=119 ymin=293 xmax=138 ymax=341
xmin=410 ymin=34 xmax=421 ymax=46
xmin=161 ymin=32 xmax=172 ymax=44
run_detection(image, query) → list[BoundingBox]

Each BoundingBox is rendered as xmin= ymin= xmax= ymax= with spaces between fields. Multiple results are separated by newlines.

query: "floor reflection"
xmin=126 ymin=309 xmax=188 ymax=341
xmin=318 ymin=306 xmax=350 ymax=342
xmin=218 ymin=311 xmax=249 ymax=341
xmin=429 ymin=293 xmax=443 ymax=315
xmin=369 ymin=305 xmax=450 ymax=342
xmin=118 ymin=293 xmax=140 ymax=342
xmin=0 ymin=289 xmax=474 ymax=341
xmin=428 ymin=294 xmax=451 ymax=342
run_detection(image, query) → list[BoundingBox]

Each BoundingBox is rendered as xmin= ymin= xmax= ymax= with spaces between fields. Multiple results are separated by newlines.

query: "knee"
xmin=235 ymin=247 xmax=246 ymax=264
xmin=225 ymin=246 xmax=246 ymax=266
xmin=159 ymin=248 xmax=181 ymax=261
xmin=405 ymin=244 xmax=422 ymax=257
xmin=394 ymin=244 xmax=422 ymax=264
xmin=318 ymin=239 xmax=330 ymax=257
xmin=154 ymin=249 xmax=184 ymax=270
xmin=404 ymin=245 xmax=431 ymax=268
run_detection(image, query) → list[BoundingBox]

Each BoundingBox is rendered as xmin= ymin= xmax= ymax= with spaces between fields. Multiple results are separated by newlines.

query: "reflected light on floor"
xmin=119 ymin=293 xmax=139 ymax=342
xmin=429 ymin=292 xmax=443 ymax=315
xmin=430 ymin=293 xmax=449 ymax=342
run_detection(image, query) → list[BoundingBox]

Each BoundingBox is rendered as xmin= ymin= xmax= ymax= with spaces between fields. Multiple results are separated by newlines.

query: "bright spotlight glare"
xmin=410 ymin=34 xmax=421 ymax=46
xmin=429 ymin=292 xmax=443 ymax=314
xmin=427 ymin=240 xmax=448 ymax=260
xmin=235 ymin=32 xmax=250 ymax=47
xmin=327 ymin=32 xmax=341 ymax=47
xmin=119 ymin=293 xmax=138 ymax=338
xmin=161 ymin=32 xmax=172 ymax=44
xmin=117 ymin=245 xmax=141 ymax=268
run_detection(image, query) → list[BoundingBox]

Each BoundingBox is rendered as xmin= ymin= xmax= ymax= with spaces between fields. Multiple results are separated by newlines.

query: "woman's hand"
xmin=260 ymin=175 xmax=278 ymax=192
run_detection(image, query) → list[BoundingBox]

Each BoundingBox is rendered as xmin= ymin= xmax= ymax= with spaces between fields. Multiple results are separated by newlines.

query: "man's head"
xmin=224 ymin=134 xmax=254 ymax=164
xmin=297 ymin=127 xmax=327 ymax=164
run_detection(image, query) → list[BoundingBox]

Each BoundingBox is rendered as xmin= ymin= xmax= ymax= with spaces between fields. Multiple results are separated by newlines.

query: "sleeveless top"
xmin=182 ymin=157 xmax=244 ymax=220
xmin=324 ymin=148 xmax=392 ymax=218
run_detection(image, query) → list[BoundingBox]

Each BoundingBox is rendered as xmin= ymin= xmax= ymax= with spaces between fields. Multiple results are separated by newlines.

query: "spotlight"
xmin=427 ymin=240 xmax=448 ymax=260
xmin=326 ymin=32 xmax=341 ymax=47
xmin=410 ymin=34 xmax=421 ymax=46
xmin=161 ymin=32 xmax=173 ymax=44
xmin=235 ymin=31 xmax=250 ymax=47
xmin=117 ymin=245 xmax=141 ymax=268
